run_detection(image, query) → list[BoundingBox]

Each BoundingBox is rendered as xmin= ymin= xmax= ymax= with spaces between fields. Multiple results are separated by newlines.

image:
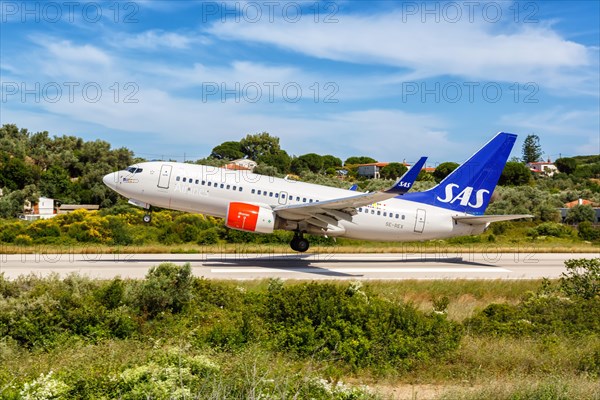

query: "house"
xmin=19 ymin=197 xmax=57 ymax=221
xmin=527 ymin=159 xmax=558 ymax=177
xmin=225 ymin=159 xmax=257 ymax=171
xmin=357 ymin=162 xmax=389 ymax=179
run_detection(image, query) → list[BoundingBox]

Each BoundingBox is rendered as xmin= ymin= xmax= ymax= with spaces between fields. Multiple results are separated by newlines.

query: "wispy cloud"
xmin=117 ymin=30 xmax=207 ymax=50
xmin=208 ymin=9 xmax=598 ymax=95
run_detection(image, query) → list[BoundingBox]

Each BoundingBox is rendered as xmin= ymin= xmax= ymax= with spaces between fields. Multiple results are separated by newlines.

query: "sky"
xmin=1 ymin=0 xmax=598 ymax=165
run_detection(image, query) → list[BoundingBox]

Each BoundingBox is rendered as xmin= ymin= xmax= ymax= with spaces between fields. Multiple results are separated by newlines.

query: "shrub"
xmin=264 ymin=282 xmax=462 ymax=370
xmin=13 ymin=234 xmax=33 ymax=246
xmin=565 ymin=205 xmax=596 ymax=224
xmin=527 ymin=222 xmax=574 ymax=238
xmin=133 ymin=263 xmax=193 ymax=317
xmin=560 ymin=258 xmax=599 ymax=300
xmin=197 ymin=227 xmax=222 ymax=245
xmin=578 ymin=221 xmax=600 ymax=241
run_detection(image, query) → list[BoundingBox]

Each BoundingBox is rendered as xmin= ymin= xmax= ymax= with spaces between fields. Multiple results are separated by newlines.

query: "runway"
xmin=1 ymin=252 xmax=598 ymax=280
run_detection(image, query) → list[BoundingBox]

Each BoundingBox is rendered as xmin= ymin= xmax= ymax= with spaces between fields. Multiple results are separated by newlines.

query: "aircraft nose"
xmin=103 ymin=172 xmax=117 ymax=189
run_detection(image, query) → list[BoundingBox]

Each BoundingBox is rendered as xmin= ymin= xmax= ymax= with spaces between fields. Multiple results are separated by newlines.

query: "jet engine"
xmin=225 ymin=202 xmax=276 ymax=234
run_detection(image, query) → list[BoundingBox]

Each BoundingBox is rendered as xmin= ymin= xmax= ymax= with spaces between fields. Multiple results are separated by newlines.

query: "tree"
xmin=293 ymin=153 xmax=323 ymax=174
xmin=554 ymin=157 xmax=577 ymax=174
xmin=240 ymin=132 xmax=281 ymax=161
xmin=210 ymin=141 xmax=244 ymax=160
xmin=322 ymin=155 xmax=342 ymax=170
xmin=380 ymin=162 xmax=407 ymax=180
xmin=0 ymin=157 xmax=38 ymax=190
xmin=522 ymin=134 xmax=542 ymax=164
xmin=565 ymin=205 xmax=596 ymax=225
xmin=344 ymin=156 xmax=377 ymax=166
xmin=258 ymin=150 xmax=291 ymax=174
xmin=433 ymin=162 xmax=459 ymax=183
xmin=499 ymin=161 xmax=532 ymax=186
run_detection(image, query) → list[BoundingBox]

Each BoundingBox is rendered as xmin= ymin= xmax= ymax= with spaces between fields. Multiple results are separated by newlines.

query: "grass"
xmin=0 ymin=239 xmax=598 ymax=254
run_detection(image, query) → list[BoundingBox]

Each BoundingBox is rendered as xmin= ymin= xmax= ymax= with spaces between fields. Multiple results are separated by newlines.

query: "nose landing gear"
xmin=290 ymin=231 xmax=309 ymax=252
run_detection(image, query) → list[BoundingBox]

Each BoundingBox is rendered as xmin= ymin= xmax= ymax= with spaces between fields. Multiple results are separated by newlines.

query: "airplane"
xmin=103 ymin=132 xmax=531 ymax=252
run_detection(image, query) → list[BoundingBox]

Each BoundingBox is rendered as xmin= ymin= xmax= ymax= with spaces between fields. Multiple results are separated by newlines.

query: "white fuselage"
xmin=104 ymin=161 xmax=486 ymax=241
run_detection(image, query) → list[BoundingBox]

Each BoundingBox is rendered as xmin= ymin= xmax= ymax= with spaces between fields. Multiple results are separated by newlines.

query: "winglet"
xmin=348 ymin=184 xmax=359 ymax=191
xmin=385 ymin=156 xmax=427 ymax=195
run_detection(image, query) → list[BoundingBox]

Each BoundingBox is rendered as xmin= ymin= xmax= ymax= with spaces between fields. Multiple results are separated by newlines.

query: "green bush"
xmin=578 ymin=221 xmax=600 ymax=241
xmin=565 ymin=205 xmax=596 ymax=224
xmin=13 ymin=234 xmax=33 ymax=246
xmin=560 ymin=258 xmax=599 ymax=300
xmin=264 ymin=281 xmax=462 ymax=371
xmin=527 ymin=222 xmax=574 ymax=238
xmin=133 ymin=263 xmax=193 ymax=317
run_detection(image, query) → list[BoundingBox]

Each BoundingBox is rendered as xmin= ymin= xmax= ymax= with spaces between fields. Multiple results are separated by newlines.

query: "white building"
xmin=527 ymin=160 xmax=558 ymax=177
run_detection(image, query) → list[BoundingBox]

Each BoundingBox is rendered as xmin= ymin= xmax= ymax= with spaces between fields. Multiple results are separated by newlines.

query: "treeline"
xmin=1 ymin=260 xmax=598 ymax=398
xmin=0 ymin=124 xmax=134 ymax=217
xmin=1 ymin=124 xmax=599 ymax=222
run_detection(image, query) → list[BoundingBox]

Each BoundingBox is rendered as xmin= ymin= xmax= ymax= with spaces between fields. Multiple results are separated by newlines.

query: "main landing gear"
xmin=290 ymin=231 xmax=309 ymax=252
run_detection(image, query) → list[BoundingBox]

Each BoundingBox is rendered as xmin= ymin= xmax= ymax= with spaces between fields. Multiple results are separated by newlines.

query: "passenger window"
xmin=383 ymin=212 xmax=387 ymax=217
xmin=296 ymin=196 xmax=300 ymax=201
xmin=226 ymin=185 xmax=230 ymax=190
xmin=358 ymin=208 xmax=362 ymax=212
xmin=377 ymin=211 xmax=381 ymax=216
xmin=220 ymin=183 xmax=224 ymax=188
xmin=232 ymin=186 xmax=236 ymax=191
xmin=207 ymin=182 xmax=211 ymax=187
xmin=269 ymin=192 xmax=273 ymax=197
xmin=371 ymin=210 xmax=374 ymax=214
xmin=264 ymin=192 xmax=268 ymax=196
xmin=239 ymin=187 xmax=243 ymax=192
xmin=303 ymin=198 xmax=307 ymax=202
xmin=282 ymin=194 xmax=286 ymax=199
xmin=257 ymin=190 xmax=261 ymax=195
xmin=195 ymin=179 xmax=199 ymax=184
xmin=402 ymin=215 xmax=405 ymax=220
xmin=396 ymin=214 xmax=399 ymax=219
xmin=183 ymin=178 xmax=187 ymax=182
xmin=202 ymin=180 xmax=205 ymax=185
xmin=176 ymin=176 xmax=180 ymax=181
xmin=275 ymin=193 xmax=279 ymax=198
xmin=252 ymin=189 xmax=256 ymax=194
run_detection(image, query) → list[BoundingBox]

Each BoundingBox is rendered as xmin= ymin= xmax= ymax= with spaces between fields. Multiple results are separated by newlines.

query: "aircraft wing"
xmin=453 ymin=214 xmax=533 ymax=225
xmin=273 ymin=157 xmax=426 ymax=226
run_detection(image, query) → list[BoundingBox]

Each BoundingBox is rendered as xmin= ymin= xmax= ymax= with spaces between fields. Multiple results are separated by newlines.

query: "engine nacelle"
xmin=225 ymin=202 xmax=276 ymax=234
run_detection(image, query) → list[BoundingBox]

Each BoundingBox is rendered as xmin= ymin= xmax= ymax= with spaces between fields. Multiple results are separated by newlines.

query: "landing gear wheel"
xmin=295 ymin=238 xmax=309 ymax=253
xmin=290 ymin=232 xmax=309 ymax=252
xmin=143 ymin=214 xmax=152 ymax=223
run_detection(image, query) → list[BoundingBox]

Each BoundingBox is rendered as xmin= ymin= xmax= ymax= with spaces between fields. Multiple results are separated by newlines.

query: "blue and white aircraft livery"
xmin=103 ymin=132 xmax=531 ymax=252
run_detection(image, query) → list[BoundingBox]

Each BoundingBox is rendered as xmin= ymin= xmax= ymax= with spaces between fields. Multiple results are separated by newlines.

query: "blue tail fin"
xmin=386 ymin=156 xmax=427 ymax=194
xmin=402 ymin=132 xmax=517 ymax=215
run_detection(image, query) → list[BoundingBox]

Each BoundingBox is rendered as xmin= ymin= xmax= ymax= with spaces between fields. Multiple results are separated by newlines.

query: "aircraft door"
xmin=157 ymin=165 xmax=172 ymax=189
xmin=414 ymin=209 xmax=426 ymax=233
xmin=278 ymin=191 xmax=288 ymax=205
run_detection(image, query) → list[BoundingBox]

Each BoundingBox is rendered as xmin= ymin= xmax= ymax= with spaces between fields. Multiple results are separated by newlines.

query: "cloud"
xmin=499 ymin=107 xmax=600 ymax=156
xmin=118 ymin=30 xmax=207 ymax=50
xmin=208 ymin=8 xmax=598 ymax=95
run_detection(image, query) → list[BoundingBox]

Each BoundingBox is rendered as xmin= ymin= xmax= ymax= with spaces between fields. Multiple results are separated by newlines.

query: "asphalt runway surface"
xmin=1 ymin=252 xmax=599 ymax=280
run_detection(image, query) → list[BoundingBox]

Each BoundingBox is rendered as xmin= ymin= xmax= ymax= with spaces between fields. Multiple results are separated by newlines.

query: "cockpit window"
xmin=126 ymin=166 xmax=143 ymax=174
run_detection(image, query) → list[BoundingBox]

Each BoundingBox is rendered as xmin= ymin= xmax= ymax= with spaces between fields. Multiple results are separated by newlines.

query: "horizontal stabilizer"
xmin=453 ymin=214 xmax=533 ymax=225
